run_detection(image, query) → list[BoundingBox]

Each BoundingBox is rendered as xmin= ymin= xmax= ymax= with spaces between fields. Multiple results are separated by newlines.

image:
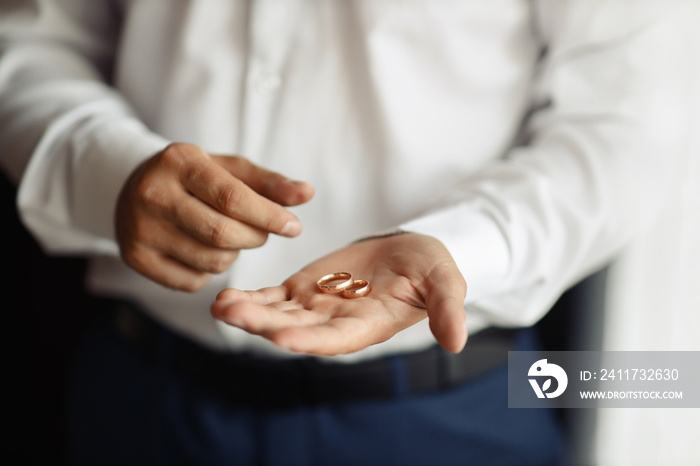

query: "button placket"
xmin=241 ymin=0 xmax=303 ymax=157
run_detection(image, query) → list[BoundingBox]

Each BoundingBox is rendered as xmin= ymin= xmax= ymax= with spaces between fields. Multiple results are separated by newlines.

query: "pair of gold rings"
xmin=316 ymin=272 xmax=370 ymax=298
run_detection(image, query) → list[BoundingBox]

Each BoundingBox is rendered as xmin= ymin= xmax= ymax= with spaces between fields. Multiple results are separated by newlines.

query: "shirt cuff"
xmin=399 ymin=204 xmax=511 ymax=304
xmin=72 ymin=119 xmax=170 ymax=242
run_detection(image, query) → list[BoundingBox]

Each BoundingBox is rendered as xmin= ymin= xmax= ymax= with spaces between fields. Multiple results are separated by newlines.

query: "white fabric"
xmin=0 ymin=0 xmax=696 ymax=361
xmin=591 ymin=7 xmax=700 ymax=459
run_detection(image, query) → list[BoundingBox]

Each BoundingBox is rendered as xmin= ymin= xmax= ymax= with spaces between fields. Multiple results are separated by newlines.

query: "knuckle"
xmin=160 ymin=142 xmax=194 ymax=163
xmin=119 ymin=246 xmax=139 ymax=269
xmin=158 ymin=143 xmax=186 ymax=169
xmin=251 ymin=231 xmax=269 ymax=248
xmin=120 ymin=243 xmax=144 ymax=267
xmin=216 ymin=288 xmax=238 ymax=302
xmin=127 ymin=167 xmax=169 ymax=211
xmin=179 ymin=274 xmax=210 ymax=293
xmin=191 ymin=249 xmax=238 ymax=275
xmin=208 ymin=218 xmax=233 ymax=247
xmin=120 ymin=245 xmax=155 ymax=279
xmin=217 ymin=184 xmax=245 ymax=214
xmin=159 ymin=142 xmax=208 ymax=177
xmin=133 ymin=181 xmax=166 ymax=209
xmin=206 ymin=254 xmax=235 ymax=274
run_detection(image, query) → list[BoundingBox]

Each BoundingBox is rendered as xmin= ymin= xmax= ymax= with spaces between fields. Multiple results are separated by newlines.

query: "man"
xmin=1 ymin=1 xmax=694 ymax=464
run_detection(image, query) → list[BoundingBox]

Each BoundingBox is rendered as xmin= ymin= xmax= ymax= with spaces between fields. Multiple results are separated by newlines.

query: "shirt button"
xmin=254 ymin=73 xmax=282 ymax=95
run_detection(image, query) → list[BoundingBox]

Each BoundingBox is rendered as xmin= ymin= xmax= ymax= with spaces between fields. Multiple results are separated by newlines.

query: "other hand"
xmin=116 ymin=143 xmax=315 ymax=291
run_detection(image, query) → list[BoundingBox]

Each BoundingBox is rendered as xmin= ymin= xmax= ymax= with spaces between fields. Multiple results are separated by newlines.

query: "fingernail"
xmin=280 ymin=219 xmax=302 ymax=236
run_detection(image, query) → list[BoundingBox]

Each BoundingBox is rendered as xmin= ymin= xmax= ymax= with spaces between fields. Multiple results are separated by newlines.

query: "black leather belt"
xmin=110 ymin=300 xmax=516 ymax=409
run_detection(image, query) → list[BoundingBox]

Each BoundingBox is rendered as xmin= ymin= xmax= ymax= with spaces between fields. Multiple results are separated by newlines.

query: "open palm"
xmin=211 ymin=233 xmax=468 ymax=356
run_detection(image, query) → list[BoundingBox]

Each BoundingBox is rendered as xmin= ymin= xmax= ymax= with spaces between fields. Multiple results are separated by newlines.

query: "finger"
xmin=122 ymin=243 xmax=211 ymax=292
xmin=169 ymin=192 xmax=270 ymax=249
xmin=264 ymin=301 xmax=307 ymax=314
xmin=212 ymin=301 xmax=327 ymax=334
xmin=186 ymin=169 xmax=302 ymax=237
xmin=171 ymin=148 xmax=303 ymax=237
xmin=142 ymin=220 xmax=240 ymax=274
xmin=421 ymin=262 xmax=468 ymax=353
xmin=214 ymin=286 xmax=289 ymax=307
xmin=269 ymin=316 xmax=383 ymax=356
xmin=213 ymin=156 xmax=315 ymax=207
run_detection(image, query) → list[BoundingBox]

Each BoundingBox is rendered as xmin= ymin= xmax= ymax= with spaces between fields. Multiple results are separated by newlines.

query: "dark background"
xmin=4 ymin=173 xmax=98 ymax=465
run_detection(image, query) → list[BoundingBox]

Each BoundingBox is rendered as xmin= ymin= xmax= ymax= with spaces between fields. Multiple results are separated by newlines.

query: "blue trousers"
xmin=69 ymin=316 xmax=567 ymax=465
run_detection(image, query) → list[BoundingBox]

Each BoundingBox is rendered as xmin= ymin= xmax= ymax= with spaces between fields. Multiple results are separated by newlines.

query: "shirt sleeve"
xmin=401 ymin=0 xmax=697 ymax=327
xmin=0 ymin=0 xmax=169 ymax=256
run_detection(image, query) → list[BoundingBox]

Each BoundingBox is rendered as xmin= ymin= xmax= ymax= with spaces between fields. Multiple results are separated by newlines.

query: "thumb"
xmin=213 ymin=155 xmax=315 ymax=206
xmin=422 ymin=261 xmax=468 ymax=353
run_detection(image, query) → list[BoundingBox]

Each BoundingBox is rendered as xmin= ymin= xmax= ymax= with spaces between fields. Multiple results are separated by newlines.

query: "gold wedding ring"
xmin=341 ymin=279 xmax=370 ymax=299
xmin=316 ymin=273 xmax=371 ymax=298
xmin=316 ymin=272 xmax=354 ymax=294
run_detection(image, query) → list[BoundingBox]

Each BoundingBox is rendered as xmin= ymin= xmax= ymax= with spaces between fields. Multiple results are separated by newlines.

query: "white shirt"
xmin=0 ymin=0 xmax=696 ymax=361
